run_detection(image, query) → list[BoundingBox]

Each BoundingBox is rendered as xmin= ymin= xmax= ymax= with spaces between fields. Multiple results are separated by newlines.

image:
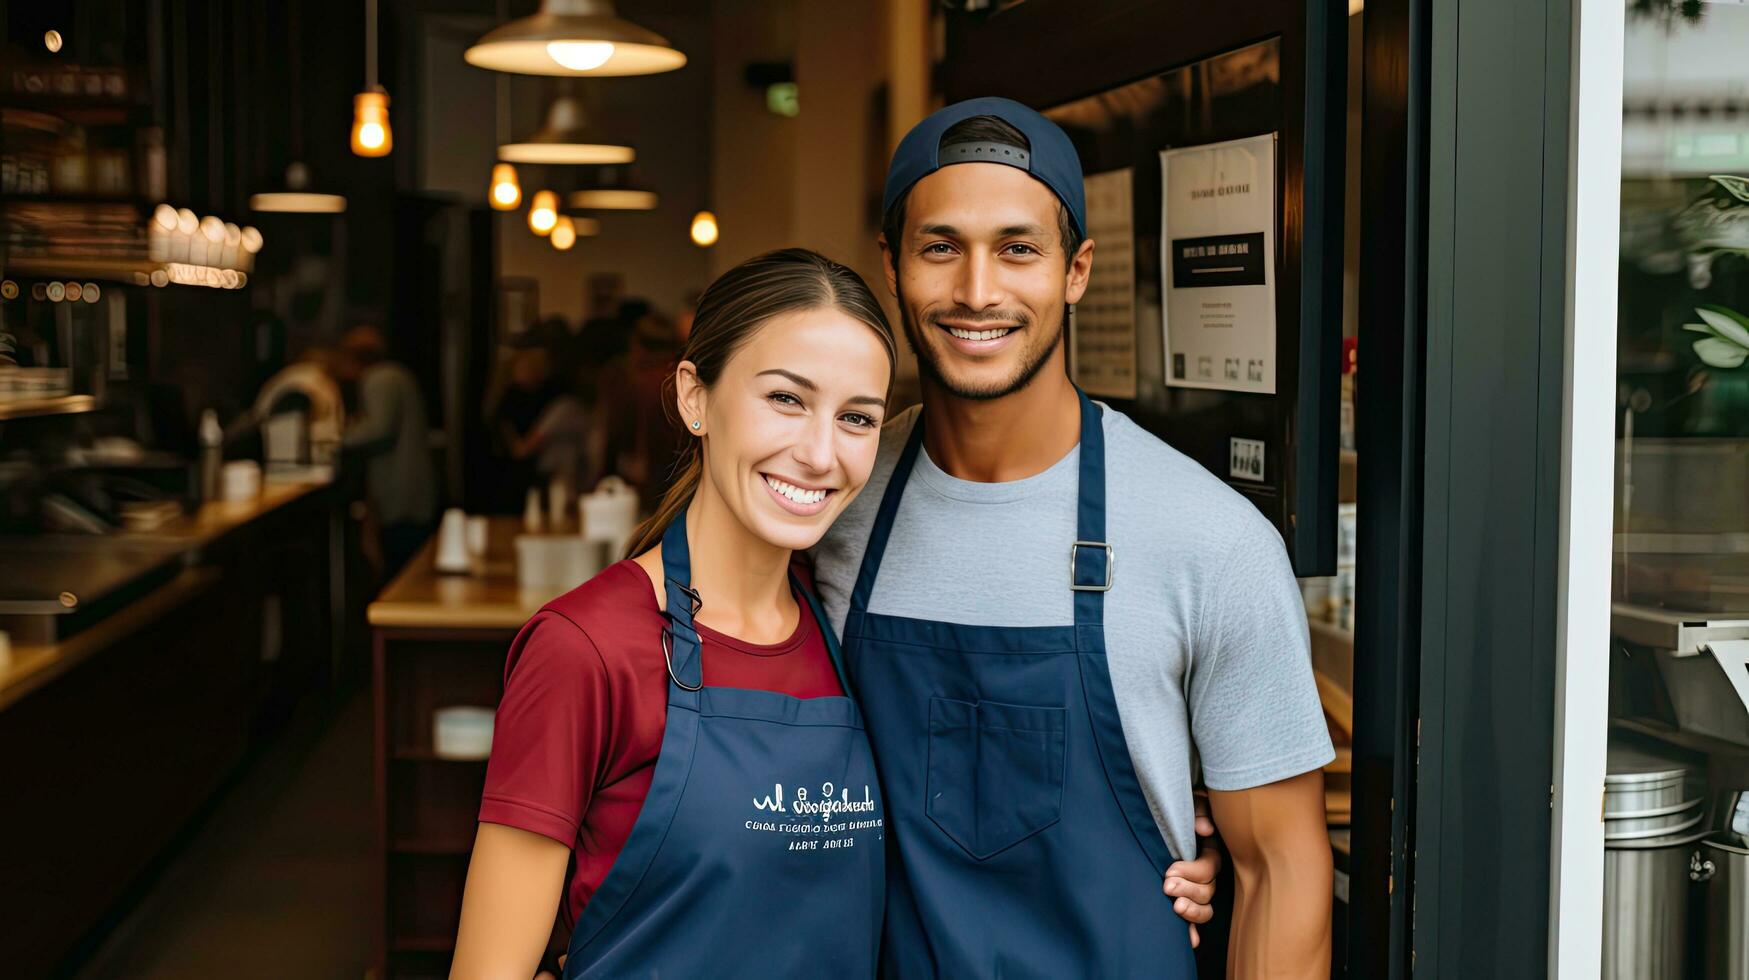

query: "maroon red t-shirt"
xmin=479 ymin=559 xmax=843 ymax=930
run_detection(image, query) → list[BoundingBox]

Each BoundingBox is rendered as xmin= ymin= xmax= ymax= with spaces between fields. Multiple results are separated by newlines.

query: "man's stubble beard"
xmin=896 ymin=278 xmax=1067 ymax=403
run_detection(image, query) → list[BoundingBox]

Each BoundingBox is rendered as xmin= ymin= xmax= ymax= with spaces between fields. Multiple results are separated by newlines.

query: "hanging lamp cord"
xmin=365 ymin=0 xmax=379 ymax=90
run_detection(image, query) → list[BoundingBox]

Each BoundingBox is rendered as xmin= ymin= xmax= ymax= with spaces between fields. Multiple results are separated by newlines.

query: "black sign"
xmin=1169 ymin=232 xmax=1267 ymax=288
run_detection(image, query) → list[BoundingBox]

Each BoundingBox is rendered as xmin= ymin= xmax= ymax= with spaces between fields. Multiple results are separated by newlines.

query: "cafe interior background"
xmin=2 ymin=0 xmax=1748 ymax=977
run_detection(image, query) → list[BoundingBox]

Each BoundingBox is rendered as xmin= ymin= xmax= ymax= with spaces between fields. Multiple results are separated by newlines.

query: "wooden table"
xmin=368 ymin=516 xmax=573 ymax=980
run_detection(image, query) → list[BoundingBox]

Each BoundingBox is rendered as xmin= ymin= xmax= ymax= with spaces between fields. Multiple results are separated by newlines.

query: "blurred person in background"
xmin=487 ymin=319 xmax=571 ymax=509
xmin=506 ymin=344 xmax=595 ymax=498
xmin=597 ymin=303 xmax=684 ymax=508
xmin=335 ymin=323 xmax=437 ymax=575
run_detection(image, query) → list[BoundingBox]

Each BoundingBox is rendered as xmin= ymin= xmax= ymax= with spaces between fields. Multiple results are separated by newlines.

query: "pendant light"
xmin=351 ymin=0 xmax=392 ymax=157
xmin=550 ymin=215 xmax=601 ymax=250
xmin=569 ymin=188 xmax=657 ymax=210
xmin=568 ymin=166 xmax=657 ymax=210
xmin=252 ymin=9 xmax=346 ymax=213
xmin=529 ymin=190 xmax=560 ymax=235
xmin=490 ymin=163 xmax=522 ymax=210
xmin=252 ymin=163 xmax=348 ymax=213
xmin=486 ymin=2 xmax=521 ymax=209
xmin=499 ymin=93 xmax=633 ymax=165
xmin=550 ymin=215 xmax=578 ymax=250
xmin=465 ymin=0 xmax=687 ymax=77
xmin=689 ymin=210 xmax=718 ymax=247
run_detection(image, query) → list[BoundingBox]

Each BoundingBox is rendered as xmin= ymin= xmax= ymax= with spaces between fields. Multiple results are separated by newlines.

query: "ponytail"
xmin=622 ymin=443 xmax=700 ymax=559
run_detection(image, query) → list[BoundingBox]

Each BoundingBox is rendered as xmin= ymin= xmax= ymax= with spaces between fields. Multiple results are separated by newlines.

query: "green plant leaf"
xmin=1695 ymin=336 xmax=1749 ymax=368
xmin=1711 ymin=175 xmax=1749 ymax=204
xmin=1697 ymin=307 xmax=1749 ymax=348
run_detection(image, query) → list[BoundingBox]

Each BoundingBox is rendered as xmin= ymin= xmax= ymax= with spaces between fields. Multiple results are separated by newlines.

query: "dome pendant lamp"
xmin=464 ymin=0 xmax=687 ymax=77
xmin=351 ymin=0 xmax=392 ymax=157
xmin=499 ymin=94 xmax=634 ymax=165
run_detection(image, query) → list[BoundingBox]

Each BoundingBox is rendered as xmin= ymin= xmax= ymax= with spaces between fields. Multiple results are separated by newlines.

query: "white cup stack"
xmin=434 ymin=508 xmax=472 ymax=574
xmin=581 ymin=476 xmax=640 ymax=559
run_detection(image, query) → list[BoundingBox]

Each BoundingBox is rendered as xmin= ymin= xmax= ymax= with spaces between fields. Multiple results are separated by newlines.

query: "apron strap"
xmin=847 ymin=415 xmax=928 ymax=614
xmin=797 ymin=573 xmax=856 ymax=697
xmin=660 ymin=510 xmax=706 ymax=693
xmin=1070 ymin=387 xmax=1110 ymax=630
xmin=663 ymin=509 xmax=845 ymax=698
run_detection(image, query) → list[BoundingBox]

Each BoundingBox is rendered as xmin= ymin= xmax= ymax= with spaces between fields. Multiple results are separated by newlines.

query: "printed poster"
xmin=1159 ymin=133 xmax=1278 ymax=394
xmin=1072 ymin=167 xmax=1138 ymax=399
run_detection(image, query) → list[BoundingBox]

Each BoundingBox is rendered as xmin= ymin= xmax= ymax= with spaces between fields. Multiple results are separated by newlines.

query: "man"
xmin=336 ymin=324 xmax=438 ymax=574
xmin=810 ymin=98 xmax=1334 ymax=977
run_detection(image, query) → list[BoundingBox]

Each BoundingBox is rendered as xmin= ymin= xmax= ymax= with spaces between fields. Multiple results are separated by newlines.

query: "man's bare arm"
xmin=1207 ymin=770 xmax=1332 ymax=979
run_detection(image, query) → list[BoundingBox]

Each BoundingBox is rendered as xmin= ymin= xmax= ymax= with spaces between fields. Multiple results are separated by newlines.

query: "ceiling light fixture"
xmin=550 ymin=215 xmax=578 ymax=250
xmin=351 ymin=0 xmax=392 ymax=157
xmin=254 ymin=9 xmax=347 ymax=214
xmin=498 ymin=94 xmax=634 ymax=164
xmin=529 ymin=190 xmax=560 ymax=235
xmin=251 ymin=163 xmax=348 ymax=213
xmin=689 ymin=210 xmax=718 ymax=247
xmin=568 ymin=185 xmax=657 ymax=210
xmin=490 ymin=163 xmax=523 ymax=209
xmin=464 ymin=0 xmax=686 ymax=77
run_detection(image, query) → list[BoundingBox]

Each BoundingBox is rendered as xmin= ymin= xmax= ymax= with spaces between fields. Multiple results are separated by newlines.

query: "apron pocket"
xmin=926 ymin=697 xmax=1067 ymax=860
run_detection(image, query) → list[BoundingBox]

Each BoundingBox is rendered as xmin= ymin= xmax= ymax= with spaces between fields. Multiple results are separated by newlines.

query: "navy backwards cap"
xmin=882 ymin=96 xmax=1086 ymax=240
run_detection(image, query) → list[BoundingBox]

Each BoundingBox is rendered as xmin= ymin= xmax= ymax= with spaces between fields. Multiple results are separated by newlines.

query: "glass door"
xmin=1596 ymin=4 xmax=1749 ymax=978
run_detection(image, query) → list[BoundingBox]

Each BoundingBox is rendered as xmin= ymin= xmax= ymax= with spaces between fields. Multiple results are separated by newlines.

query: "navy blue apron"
xmin=563 ymin=511 xmax=885 ymax=979
xmin=842 ymin=389 xmax=1196 ymax=978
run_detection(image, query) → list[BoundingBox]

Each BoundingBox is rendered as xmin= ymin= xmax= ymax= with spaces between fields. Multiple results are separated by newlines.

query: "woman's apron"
xmin=841 ymin=389 xmax=1195 ymax=978
xmin=562 ymin=510 xmax=885 ymax=978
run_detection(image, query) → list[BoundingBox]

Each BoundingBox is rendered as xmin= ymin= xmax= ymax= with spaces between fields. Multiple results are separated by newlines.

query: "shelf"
xmin=0 ymin=94 xmax=151 ymax=120
xmin=2 ymin=256 xmax=156 ymax=283
xmin=1613 ymin=716 xmax=1749 ymax=760
xmin=0 ymin=394 xmax=99 ymax=420
xmin=2 ymin=193 xmax=151 ymax=208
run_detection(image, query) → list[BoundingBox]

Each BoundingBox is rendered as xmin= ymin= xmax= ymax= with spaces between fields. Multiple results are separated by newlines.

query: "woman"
xmin=451 ymin=249 xmax=898 ymax=979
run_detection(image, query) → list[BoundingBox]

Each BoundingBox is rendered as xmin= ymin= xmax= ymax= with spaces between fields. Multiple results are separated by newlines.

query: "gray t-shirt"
xmin=812 ymin=404 xmax=1333 ymax=862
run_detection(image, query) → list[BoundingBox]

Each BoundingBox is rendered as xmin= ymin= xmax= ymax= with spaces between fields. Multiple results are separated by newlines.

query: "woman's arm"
xmin=1207 ymin=770 xmax=1332 ymax=979
xmin=451 ymin=823 xmax=572 ymax=980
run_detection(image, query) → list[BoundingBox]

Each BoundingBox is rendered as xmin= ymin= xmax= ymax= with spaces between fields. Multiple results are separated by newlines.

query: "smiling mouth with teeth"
xmin=943 ymin=325 xmax=1015 ymax=341
xmin=764 ymin=475 xmax=831 ymax=506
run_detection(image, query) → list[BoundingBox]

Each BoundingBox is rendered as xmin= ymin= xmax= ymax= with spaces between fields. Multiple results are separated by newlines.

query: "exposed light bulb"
xmin=351 ymin=89 xmax=393 ymax=157
xmin=528 ymin=190 xmax=559 ymax=235
xmin=550 ymin=215 xmax=577 ymax=251
xmin=690 ymin=210 xmax=719 ymax=247
xmin=44 ymin=30 xmax=63 ymax=53
xmin=546 ymin=41 xmax=616 ymax=71
xmin=490 ymin=163 xmax=522 ymax=210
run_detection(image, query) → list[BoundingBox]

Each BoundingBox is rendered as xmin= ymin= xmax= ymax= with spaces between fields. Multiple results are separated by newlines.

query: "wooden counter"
xmin=0 ymin=479 xmax=344 ymax=977
xmin=0 ymin=479 xmax=337 ymax=713
xmin=370 ymin=518 xmax=565 ymax=980
xmin=368 ymin=517 xmax=562 ymax=631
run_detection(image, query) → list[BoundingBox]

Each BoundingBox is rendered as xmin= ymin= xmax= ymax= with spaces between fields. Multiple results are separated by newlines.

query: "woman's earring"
xmin=690 ymin=420 xmax=702 ymax=431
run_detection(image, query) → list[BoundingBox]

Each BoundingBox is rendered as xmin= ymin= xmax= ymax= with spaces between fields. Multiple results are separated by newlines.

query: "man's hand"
xmin=1164 ymin=793 xmax=1222 ymax=948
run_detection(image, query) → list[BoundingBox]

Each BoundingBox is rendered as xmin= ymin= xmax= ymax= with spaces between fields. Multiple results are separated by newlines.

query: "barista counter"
xmin=368 ymin=516 xmax=562 ymax=979
xmin=0 ymin=478 xmax=345 ymax=977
